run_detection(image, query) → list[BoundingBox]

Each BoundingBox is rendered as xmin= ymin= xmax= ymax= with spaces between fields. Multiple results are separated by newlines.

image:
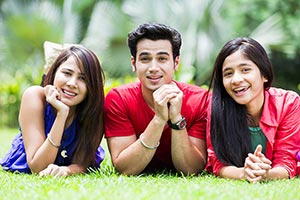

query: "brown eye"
xmin=223 ymin=71 xmax=232 ymax=77
xmin=63 ymin=71 xmax=71 ymax=76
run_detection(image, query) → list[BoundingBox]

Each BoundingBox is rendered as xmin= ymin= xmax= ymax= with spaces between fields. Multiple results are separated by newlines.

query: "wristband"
xmin=139 ymin=134 xmax=160 ymax=149
xmin=47 ymin=135 xmax=60 ymax=148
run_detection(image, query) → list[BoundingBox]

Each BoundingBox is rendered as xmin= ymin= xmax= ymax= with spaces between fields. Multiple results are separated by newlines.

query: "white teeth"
xmin=63 ymin=90 xmax=76 ymax=96
xmin=233 ymin=87 xmax=245 ymax=93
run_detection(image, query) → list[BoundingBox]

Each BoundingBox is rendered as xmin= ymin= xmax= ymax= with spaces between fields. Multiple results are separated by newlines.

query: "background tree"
xmin=0 ymin=0 xmax=299 ymax=127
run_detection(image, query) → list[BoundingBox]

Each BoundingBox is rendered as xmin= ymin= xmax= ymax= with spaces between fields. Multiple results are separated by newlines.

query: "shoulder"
xmin=266 ymin=87 xmax=300 ymax=105
xmin=176 ymin=81 xmax=210 ymax=102
xmin=264 ymin=87 xmax=300 ymax=118
xmin=104 ymin=82 xmax=141 ymax=109
xmin=175 ymin=81 xmax=208 ymax=94
xmin=106 ymin=82 xmax=141 ymax=99
xmin=19 ymin=86 xmax=46 ymax=125
xmin=22 ymin=85 xmax=44 ymax=97
xmin=21 ymin=86 xmax=45 ymax=106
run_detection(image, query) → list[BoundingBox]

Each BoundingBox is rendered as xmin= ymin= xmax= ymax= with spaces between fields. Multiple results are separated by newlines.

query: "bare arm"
xmin=219 ymin=164 xmax=289 ymax=182
xmin=21 ymin=86 xmax=69 ymax=174
xmin=168 ymin=83 xmax=206 ymax=175
xmin=171 ymin=133 xmax=206 ymax=175
xmin=108 ymin=116 xmax=165 ymax=175
xmin=220 ymin=145 xmax=288 ymax=182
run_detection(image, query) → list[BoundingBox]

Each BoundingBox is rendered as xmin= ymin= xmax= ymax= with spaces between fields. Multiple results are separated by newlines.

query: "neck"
xmin=141 ymin=86 xmax=154 ymax=110
xmin=246 ymin=92 xmax=265 ymax=127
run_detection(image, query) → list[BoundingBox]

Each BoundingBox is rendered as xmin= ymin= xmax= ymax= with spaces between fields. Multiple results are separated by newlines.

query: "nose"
xmin=67 ymin=76 xmax=77 ymax=87
xmin=231 ymin=72 xmax=243 ymax=84
xmin=149 ymin=60 xmax=159 ymax=72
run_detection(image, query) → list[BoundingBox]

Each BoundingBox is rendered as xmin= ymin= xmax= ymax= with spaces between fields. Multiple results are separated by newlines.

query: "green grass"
xmin=1 ymin=128 xmax=300 ymax=200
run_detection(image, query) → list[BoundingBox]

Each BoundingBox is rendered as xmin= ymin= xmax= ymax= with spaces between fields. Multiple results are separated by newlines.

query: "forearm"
xmin=263 ymin=166 xmax=289 ymax=180
xmin=171 ymin=133 xmax=206 ymax=175
xmin=113 ymin=141 xmax=156 ymax=175
xmin=219 ymin=166 xmax=246 ymax=180
xmin=28 ymin=112 xmax=68 ymax=173
xmin=112 ymin=117 xmax=164 ymax=175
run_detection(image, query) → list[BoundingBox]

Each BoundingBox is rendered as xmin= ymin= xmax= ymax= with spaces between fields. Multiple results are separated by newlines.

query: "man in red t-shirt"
xmin=104 ymin=23 xmax=209 ymax=175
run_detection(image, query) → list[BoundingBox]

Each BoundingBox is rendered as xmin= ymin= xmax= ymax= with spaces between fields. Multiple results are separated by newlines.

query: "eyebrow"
xmin=61 ymin=67 xmax=84 ymax=75
xmin=138 ymin=51 xmax=170 ymax=57
xmin=223 ymin=63 xmax=251 ymax=72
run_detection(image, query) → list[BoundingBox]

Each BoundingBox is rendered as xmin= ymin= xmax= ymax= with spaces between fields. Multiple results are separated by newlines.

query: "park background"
xmin=0 ymin=0 xmax=299 ymax=128
xmin=0 ymin=1 xmax=300 ymax=199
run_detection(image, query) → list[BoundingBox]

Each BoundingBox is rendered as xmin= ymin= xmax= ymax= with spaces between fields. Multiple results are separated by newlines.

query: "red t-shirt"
xmin=104 ymin=81 xmax=209 ymax=172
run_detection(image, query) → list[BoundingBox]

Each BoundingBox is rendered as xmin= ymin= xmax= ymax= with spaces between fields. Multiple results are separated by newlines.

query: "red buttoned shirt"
xmin=206 ymin=87 xmax=300 ymax=178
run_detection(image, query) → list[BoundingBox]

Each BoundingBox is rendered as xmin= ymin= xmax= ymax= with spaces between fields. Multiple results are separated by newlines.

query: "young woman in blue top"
xmin=1 ymin=45 xmax=105 ymax=177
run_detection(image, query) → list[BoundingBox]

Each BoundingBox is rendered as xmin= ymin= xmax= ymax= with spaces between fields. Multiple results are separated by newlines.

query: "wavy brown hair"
xmin=43 ymin=46 xmax=105 ymax=168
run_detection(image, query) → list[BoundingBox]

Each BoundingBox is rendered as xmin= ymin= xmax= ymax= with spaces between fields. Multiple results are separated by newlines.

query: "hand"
xmin=168 ymin=83 xmax=183 ymax=122
xmin=39 ymin=164 xmax=71 ymax=177
xmin=44 ymin=85 xmax=69 ymax=113
xmin=253 ymin=145 xmax=272 ymax=165
xmin=244 ymin=145 xmax=271 ymax=183
xmin=152 ymin=83 xmax=180 ymax=122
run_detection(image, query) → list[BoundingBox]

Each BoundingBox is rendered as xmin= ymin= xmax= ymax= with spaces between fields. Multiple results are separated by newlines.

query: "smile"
xmin=232 ymin=86 xmax=250 ymax=95
xmin=62 ymin=89 xmax=77 ymax=97
xmin=147 ymin=75 xmax=163 ymax=80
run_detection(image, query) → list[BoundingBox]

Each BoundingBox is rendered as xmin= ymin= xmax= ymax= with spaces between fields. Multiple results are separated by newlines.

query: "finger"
xmin=245 ymin=157 xmax=258 ymax=169
xmin=253 ymin=144 xmax=262 ymax=156
xmin=257 ymin=162 xmax=271 ymax=170
xmin=154 ymin=84 xmax=180 ymax=97
xmin=49 ymin=165 xmax=60 ymax=176
xmin=39 ymin=170 xmax=46 ymax=177
xmin=244 ymin=167 xmax=257 ymax=179
xmin=251 ymin=169 xmax=268 ymax=177
xmin=55 ymin=170 xmax=68 ymax=177
xmin=248 ymin=153 xmax=262 ymax=164
xmin=256 ymin=152 xmax=272 ymax=165
xmin=39 ymin=166 xmax=52 ymax=177
xmin=246 ymin=175 xmax=263 ymax=183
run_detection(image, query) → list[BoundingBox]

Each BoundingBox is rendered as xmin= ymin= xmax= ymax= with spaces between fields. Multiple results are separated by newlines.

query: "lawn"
xmin=1 ymin=128 xmax=300 ymax=200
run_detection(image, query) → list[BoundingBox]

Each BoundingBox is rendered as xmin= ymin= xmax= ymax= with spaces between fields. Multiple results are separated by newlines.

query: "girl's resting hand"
xmin=39 ymin=164 xmax=71 ymax=177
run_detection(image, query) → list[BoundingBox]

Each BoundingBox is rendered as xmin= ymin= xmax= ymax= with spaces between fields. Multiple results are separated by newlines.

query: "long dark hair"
xmin=209 ymin=37 xmax=274 ymax=166
xmin=43 ymin=46 xmax=105 ymax=168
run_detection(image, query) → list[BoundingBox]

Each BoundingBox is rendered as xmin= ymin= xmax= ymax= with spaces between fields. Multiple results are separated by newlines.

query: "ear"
xmin=131 ymin=56 xmax=136 ymax=72
xmin=263 ymin=76 xmax=268 ymax=83
xmin=174 ymin=56 xmax=180 ymax=71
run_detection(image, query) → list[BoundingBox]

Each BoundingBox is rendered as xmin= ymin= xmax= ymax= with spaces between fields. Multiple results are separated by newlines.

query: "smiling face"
xmin=53 ymin=56 xmax=87 ymax=107
xmin=132 ymin=39 xmax=179 ymax=94
xmin=222 ymin=50 xmax=267 ymax=113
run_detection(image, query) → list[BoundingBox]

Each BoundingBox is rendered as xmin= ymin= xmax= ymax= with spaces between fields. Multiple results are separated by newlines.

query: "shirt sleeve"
xmin=104 ymin=89 xmax=136 ymax=137
xmin=205 ymin=101 xmax=226 ymax=175
xmin=270 ymin=92 xmax=300 ymax=178
xmin=185 ymin=89 xmax=209 ymax=140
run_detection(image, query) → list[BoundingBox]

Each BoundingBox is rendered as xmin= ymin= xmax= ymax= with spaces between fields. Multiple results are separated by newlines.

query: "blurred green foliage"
xmin=0 ymin=65 xmax=43 ymax=127
xmin=0 ymin=0 xmax=299 ymax=128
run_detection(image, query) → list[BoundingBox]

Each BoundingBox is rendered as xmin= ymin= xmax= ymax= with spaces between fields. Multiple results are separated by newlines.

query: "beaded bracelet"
xmin=139 ymin=134 xmax=160 ymax=150
xmin=47 ymin=136 xmax=60 ymax=148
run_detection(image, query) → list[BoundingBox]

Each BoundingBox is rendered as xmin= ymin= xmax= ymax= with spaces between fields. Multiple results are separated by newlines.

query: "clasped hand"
xmin=244 ymin=144 xmax=272 ymax=183
xmin=152 ymin=83 xmax=183 ymax=122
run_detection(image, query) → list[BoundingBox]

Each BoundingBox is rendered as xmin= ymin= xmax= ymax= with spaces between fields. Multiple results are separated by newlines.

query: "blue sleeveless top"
xmin=0 ymin=104 xmax=105 ymax=173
